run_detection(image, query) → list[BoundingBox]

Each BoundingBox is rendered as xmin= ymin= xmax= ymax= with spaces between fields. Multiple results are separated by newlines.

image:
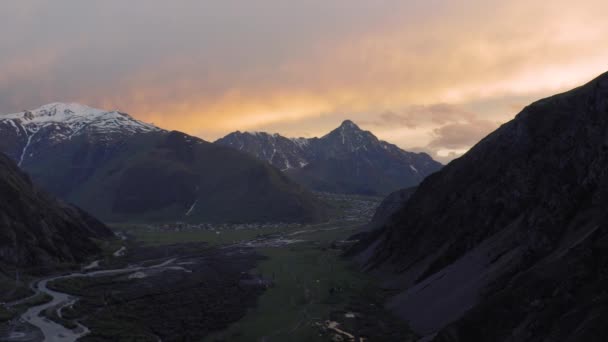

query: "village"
xmin=133 ymin=192 xmax=382 ymax=234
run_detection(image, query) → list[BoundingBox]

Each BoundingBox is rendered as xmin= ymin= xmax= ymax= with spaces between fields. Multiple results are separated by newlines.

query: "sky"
xmin=1 ymin=1 xmax=607 ymax=162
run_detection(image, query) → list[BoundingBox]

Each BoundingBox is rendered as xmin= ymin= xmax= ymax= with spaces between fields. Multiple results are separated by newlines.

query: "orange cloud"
xmin=2 ymin=1 xmax=608 ymax=162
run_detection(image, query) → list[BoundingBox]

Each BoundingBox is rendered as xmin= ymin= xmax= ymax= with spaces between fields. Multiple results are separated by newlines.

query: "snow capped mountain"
xmin=1 ymin=102 xmax=159 ymax=137
xmin=0 ymin=103 xmax=161 ymax=166
xmin=216 ymin=120 xmax=443 ymax=195
xmin=322 ymin=119 xmax=376 ymax=151
xmin=0 ymin=103 xmax=329 ymax=224
xmin=216 ymin=130 xmax=313 ymax=171
xmin=320 ymin=120 xmax=425 ymax=160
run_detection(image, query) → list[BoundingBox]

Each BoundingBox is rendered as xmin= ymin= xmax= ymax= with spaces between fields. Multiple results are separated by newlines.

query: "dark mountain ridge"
xmin=354 ymin=71 xmax=608 ymax=341
xmin=0 ymin=153 xmax=112 ymax=268
xmin=72 ymin=130 xmax=329 ymax=223
xmin=216 ymin=120 xmax=442 ymax=195
xmin=0 ymin=104 xmax=329 ymax=224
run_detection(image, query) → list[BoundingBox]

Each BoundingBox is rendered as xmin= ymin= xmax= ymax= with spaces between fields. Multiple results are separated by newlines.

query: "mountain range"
xmin=216 ymin=120 xmax=442 ymax=196
xmin=3 ymin=72 xmax=608 ymax=341
xmin=354 ymin=72 xmax=608 ymax=341
xmin=0 ymin=152 xmax=112 ymax=268
xmin=0 ymin=103 xmax=329 ymax=224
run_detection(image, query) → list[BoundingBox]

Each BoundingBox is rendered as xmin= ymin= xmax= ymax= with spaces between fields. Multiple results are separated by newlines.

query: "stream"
xmin=8 ymin=258 xmax=183 ymax=342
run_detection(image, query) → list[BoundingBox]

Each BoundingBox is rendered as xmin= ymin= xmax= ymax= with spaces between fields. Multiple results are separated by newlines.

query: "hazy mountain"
xmin=353 ymin=72 xmax=608 ymax=341
xmin=0 ymin=103 xmax=329 ymax=224
xmin=0 ymin=152 xmax=112 ymax=268
xmin=216 ymin=120 xmax=442 ymax=195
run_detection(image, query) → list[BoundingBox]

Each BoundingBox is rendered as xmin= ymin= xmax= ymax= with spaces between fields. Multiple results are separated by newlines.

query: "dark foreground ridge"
xmin=355 ymin=71 xmax=608 ymax=341
xmin=0 ymin=152 xmax=112 ymax=268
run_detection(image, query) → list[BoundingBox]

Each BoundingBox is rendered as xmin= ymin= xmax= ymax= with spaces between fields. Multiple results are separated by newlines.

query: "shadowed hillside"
xmin=0 ymin=153 xmax=112 ymax=268
xmin=355 ymin=71 xmax=608 ymax=341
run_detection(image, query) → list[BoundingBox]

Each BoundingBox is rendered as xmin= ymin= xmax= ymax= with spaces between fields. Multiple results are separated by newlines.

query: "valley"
xmin=3 ymin=4 xmax=606 ymax=341
xmin=0 ymin=194 xmax=411 ymax=342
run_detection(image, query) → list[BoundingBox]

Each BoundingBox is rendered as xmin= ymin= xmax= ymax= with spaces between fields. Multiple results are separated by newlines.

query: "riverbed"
xmin=6 ymin=257 xmax=187 ymax=342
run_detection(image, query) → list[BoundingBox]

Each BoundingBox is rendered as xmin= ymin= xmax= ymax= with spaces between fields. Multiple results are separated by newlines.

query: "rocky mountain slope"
xmin=0 ymin=152 xmax=112 ymax=268
xmin=363 ymin=187 xmax=417 ymax=232
xmin=216 ymin=120 xmax=442 ymax=195
xmin=355 ymin=72 xmax=608 ymax=341
xmin=0 ymin=103 xmax=329 ymax=224
xmin=215 ymin=131 xmax=313 ymax=171
xmin=0 ymin=102 xmax=159 ymax=167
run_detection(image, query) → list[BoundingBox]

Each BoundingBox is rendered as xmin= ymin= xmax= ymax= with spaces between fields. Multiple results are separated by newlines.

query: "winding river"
xmin=8 ymin=229 xmax=315 ymax=341
xmin=10 ymin=258 xmax=183 ymax=342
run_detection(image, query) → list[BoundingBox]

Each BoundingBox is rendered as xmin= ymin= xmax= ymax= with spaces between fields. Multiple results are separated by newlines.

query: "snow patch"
xmin=3 ymin=119 xmax=20 ymax=134
xmin=185 ymin=200 xmax=198 ymax=216
xmin=1 ymin=102 xmax=161 ymax=145
xmin=290 ymin=137 xmax=310 ymax=149
xmin=18 ymin=127 xmax=41 ymax=167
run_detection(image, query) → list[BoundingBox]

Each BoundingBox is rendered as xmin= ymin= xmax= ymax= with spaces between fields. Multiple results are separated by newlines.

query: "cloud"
xmin=428 ymin=119 xmax=499 ymax=150
xmin=357 ymin=104 xmax=499 ymax=161
xmin=362 ymin=104 xmax=477 ymax=129
xmin=1 ymin=1 xmax=608 ymax=162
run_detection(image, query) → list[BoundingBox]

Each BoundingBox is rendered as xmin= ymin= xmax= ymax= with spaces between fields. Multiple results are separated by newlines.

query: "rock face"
xmin=216 ymin=120 xmax=442 ymax=196
xmin=0 ymin=153 xmax=112 ymax=268
xmin=0 ymin=103 xmax=329 ymax=224
xmin=356 ymin=72 xmax=608 ymax=341
xmin=363 ymin=187 xmax=417 ymax=232
xmin=215 ymin=131 xmax=314 ymax=171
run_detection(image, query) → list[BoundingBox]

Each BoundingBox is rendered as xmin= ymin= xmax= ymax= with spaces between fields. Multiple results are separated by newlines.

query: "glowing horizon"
xmin=2 ymin=0 xmax=607 ymax=163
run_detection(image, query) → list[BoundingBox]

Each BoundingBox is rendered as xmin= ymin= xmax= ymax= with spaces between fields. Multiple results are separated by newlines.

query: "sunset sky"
xmin=1 ymin=1 xmax=607 ymax=162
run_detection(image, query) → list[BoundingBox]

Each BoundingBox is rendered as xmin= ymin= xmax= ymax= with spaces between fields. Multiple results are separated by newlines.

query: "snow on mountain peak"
xmin=1 ymin=102 xmax=161 ymax=136
xmin=31 ymin=102 xmax=106 ymax=116
xmin=290 ymin=137 xmax=310 ymax=149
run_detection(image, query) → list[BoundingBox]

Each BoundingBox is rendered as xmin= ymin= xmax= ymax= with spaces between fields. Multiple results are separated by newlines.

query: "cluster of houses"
xmin=132 ymin=193 xmax=380 ymax=234
xmin=137 ymin=221 xmax=305 ymax=233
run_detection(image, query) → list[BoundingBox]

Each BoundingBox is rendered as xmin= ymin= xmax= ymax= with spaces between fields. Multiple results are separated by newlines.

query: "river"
xmin=8 ymin=258 xmax=184 ymax=342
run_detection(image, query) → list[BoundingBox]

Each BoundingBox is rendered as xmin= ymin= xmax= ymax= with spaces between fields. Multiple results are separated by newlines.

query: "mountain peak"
xmin=37 ymin=102 xmax=105 ymax=112
xmin=11 ymin=102 xmax=107 ymax=120
xmin=1 ymin=102 xmax=160 ymax=138
xmin=216 ymin=119 xmax=442 ymax=195
xmin=339 ymin=119 xmax=361 ymax=130
xmin=323 ymin=119 xmax=372 ymax=142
